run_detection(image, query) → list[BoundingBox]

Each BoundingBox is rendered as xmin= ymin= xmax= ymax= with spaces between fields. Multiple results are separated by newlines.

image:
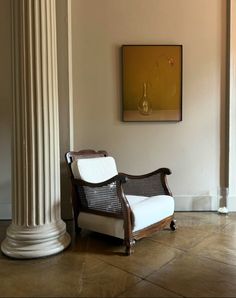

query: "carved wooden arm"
xmin=72 ymin=173 xmax=127 ymax=188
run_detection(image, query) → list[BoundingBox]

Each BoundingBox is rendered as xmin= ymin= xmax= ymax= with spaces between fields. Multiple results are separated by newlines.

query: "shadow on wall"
xmin=0 ymin=180 xmax=11 ymax=219
xmin=60 ymin=161 xmax=73 ymax=220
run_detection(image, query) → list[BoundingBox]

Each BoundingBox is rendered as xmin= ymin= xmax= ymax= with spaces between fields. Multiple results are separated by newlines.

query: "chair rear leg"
xmin=73 ymin=216 xmax=81 ymax=234
xmin=75 ymin=225 xmax=81 ymax=234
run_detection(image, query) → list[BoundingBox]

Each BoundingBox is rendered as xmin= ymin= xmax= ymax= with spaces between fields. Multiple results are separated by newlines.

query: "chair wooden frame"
xmin=65 ymin=149 xmax=176 ymax=255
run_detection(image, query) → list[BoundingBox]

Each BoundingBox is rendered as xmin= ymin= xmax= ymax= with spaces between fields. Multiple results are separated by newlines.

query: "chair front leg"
xmin=170 ymin=219 xmax=177 ymax=231
xmin=125 ymin=238 xmax=135 ymax=255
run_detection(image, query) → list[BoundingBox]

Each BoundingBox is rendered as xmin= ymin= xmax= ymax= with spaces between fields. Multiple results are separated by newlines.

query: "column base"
xmin=1 ymin=220 xmax=71 ymax=259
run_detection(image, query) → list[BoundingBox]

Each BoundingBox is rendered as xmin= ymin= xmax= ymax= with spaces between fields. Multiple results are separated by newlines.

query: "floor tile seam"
xmin=115 ymin=276 xmax=186 ymax=298
xmin=148 ymin=238 xmax=189 ymax=252
xmin=217 ymin=229 xmax=236 ymax=238
xmin=149 ymin=229 xmax=220 ymax=251
xmin=95 ymin=252 xmax=185 ymax=281
xmin=140 ymin=278 xmax=185 ymax=297
xmin=175 ymin=247 xmax=236 ymax=261
xmin=0 ymin=296 xmax=71 ymax=298
xmin=194 ymin=253 xmax=236 ymax=269
xmin=186 ymin=231 xmax=236 ymax=257
xmin=189 ymin=231 xmax=221 ymax=248
xmin=114 ymin=278 xmax=147 ymax=297
xmin=202 ymin=230 xmax=236 ymax=241
xmin=181 ymin=297 xmax=234 ymax=298
xmin=216 ymin=220 xmax=236 ymax=232
xmin=93 ymin=246 xmax=186 ymax=279
xmin=220 ymin=220 xmax=233 ymax=229
xmin=142 ymin=252 xmax=186 ymax=281
xmin=149 ymin=236 xmax=212 ymax=252
xmin=94 ymin=255 xmax=145 ymax=279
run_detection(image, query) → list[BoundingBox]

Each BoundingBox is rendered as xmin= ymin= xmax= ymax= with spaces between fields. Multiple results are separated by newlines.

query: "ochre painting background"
xmin=122 ymin=45 xmax=182 ymax=112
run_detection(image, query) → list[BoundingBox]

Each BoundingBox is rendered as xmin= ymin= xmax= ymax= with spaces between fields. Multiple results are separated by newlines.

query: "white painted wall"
xmin=71 ymin=0 xmax=226 ymax=210
xmin=0 ymin=0 xmax=12 ymax=219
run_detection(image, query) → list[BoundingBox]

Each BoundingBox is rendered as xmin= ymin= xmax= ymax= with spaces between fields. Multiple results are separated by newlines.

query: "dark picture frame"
xmin=122 ymin=45 xmax=182 ymax=122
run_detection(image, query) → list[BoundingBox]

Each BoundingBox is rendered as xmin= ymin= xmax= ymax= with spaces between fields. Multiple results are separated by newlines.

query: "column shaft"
xmin=1 ymin=0 xmax=71 ymax=259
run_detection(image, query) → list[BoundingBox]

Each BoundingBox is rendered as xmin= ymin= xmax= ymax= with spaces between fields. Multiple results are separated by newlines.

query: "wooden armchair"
xmin=65 ymin=150 xmax=176 ymax=255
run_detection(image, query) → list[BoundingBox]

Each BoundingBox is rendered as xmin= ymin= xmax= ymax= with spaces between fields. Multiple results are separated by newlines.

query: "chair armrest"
xmin=120 ymin=168 xmax=171 ymax=179
xmin=120 ymin=168 xmax=172 ymax=197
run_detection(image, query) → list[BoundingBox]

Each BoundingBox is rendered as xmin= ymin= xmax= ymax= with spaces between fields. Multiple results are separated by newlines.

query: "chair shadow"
xmin=65 ymin=221 xmax=125 ymax=256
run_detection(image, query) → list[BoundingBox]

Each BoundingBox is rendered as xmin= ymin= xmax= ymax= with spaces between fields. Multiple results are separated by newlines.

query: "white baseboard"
xmin=0 ymin=203 xmax=11 ymax=219
xmin=228 ymin=195 xmax=236 ymax=211
xmin=174 ymin=195 xmax=218 ymax=211
xmin=174 ymin=194 xmax=236 ymax=212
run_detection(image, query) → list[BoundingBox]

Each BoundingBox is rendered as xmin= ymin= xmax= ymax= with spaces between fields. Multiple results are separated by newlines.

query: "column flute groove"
xmin=1 ymin=0 xmax=71 ymax=258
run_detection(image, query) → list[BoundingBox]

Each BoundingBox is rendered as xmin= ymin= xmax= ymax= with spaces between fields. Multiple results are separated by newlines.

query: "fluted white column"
xmin=1 ymin=0 xmax=71 ymax=258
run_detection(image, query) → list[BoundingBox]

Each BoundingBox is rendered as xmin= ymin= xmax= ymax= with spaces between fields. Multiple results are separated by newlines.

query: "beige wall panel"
xmin=71 ymin=0 xmax=226 ymax=210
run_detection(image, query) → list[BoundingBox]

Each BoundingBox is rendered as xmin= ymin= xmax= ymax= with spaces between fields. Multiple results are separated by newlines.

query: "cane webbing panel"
xmin=78 ymin=182 xmax=122 ymax=215
xmin=123 ymin=173 xmax=166 ymax=197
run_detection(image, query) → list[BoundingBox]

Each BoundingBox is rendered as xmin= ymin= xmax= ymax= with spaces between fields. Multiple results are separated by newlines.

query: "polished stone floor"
xmin=1 ymin=212 xmax=236 ymax=297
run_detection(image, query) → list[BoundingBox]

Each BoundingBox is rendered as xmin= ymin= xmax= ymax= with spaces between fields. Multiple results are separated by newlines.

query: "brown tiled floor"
xmin=1 ymin=212 xmax=236 ymax=297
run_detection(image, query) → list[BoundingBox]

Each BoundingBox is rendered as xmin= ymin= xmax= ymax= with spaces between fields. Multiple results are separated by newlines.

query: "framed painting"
xmin=122 ymin=45 xmax=182 ymax=122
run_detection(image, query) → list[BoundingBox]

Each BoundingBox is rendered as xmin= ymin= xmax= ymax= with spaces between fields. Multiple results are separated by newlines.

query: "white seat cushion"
xmin=127 ymin=195 xmax=174 ymax=232
xmin=71 ymin=156 xmax=118 ymax=183
xmin=77 ymin=195 xmax=174 ymax=239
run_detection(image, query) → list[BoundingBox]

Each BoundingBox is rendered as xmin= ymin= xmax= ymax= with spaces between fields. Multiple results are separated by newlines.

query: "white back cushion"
xmin=71 ymin=156 xmax=118 ymax=183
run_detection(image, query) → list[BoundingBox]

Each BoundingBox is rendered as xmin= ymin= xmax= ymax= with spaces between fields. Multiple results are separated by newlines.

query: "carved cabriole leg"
xmin=125 ymin=238 xmax=135 ymax=256
xmin=116 ymin=182 xmax=134 ymax=255
xmin=1 ymin=0 xmax=71 ymax=259
xmin=123 ymin=212 xmax=135 ymax=255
